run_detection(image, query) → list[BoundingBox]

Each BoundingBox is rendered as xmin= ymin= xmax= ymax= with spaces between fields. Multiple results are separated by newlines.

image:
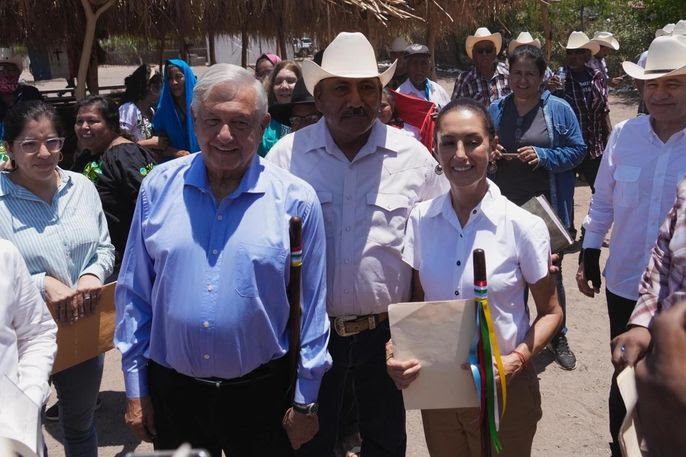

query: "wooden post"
xmin=541 ymin=1 xmax=553 ymax=61
xmin=241 ymin=26 xmax=248 ymax=68
xmin=75 ymin=0 xmax=114 ymax=100
xmin=208 ymin=29 xmax=217 ymax=65
xmin=425 ymin=7 xmax=437 ymax=81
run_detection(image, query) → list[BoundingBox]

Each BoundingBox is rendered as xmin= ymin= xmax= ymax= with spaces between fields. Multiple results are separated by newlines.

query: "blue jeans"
xmin=297 ymin=320 xmax=406 ymax=457
xmin=52 ymin=354 xmax=104 ymax=457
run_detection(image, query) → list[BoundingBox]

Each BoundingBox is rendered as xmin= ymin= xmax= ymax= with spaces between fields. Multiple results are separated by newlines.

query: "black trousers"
xmin=148 ymin=357 xmax=293 ymax=457
xmin=297 ymin=320 xmax=406 ymax=457
xmin=606 ymin=289 xmax=638 ymax=457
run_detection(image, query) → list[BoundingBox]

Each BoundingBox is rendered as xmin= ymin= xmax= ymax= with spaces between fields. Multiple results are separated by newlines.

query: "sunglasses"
xmin=474 ymin=47 xmax=496 ymax=55
xmin=566 ymin=49 xmax=588 ymax=55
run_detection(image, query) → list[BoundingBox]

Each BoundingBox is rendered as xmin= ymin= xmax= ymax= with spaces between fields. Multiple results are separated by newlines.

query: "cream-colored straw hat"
xmin=508 ymin=32 xmax=541 ymax=55
xmin=565 ymin=31 xmax=600 ymax=54
xmin=591 ymin=31 xmax=620 ymax=50
xmin=465 ymin=27 xmax=502 ymax=59
xmin=655 ymin=23 xmax=675 ymax=38
xmin=622 ymin=34 xmax=686 ymax=80
xmin=302 ymin=32 xmax=396 ymax=95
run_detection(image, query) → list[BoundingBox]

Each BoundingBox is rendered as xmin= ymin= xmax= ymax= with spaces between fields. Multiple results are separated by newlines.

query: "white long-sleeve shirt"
xmin=0 ymin=239 xmax=57 ymax=406
xmin=582 ymin=115 xmax=686 ymax=300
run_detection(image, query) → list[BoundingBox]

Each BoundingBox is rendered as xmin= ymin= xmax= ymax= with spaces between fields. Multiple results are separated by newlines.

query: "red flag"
xmin=390 ymin=89 xmax=437 ymax=152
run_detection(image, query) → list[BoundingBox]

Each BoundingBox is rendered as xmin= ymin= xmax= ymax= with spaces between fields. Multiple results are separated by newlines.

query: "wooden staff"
xmin=287 ymin=216 xmax=303 ymax=402
xmin=473 ymin=248 xmax=492 ymax=457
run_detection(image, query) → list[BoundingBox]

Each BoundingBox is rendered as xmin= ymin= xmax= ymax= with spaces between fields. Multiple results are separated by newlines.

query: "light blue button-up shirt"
xmin=114 ymin=153 xmax=331 ymax=403
xmin=0 ymin=169 xmax=114 ymax=293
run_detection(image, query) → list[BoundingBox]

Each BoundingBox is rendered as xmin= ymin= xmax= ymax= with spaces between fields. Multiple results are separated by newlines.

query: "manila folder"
xmin=389 ymin=299 xmax=478 ymax=410
xmin=52 ymin=282 xmax=117 ymax=374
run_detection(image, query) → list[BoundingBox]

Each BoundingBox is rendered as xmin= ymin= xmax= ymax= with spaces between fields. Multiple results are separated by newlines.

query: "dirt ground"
xmin=35 ymin=67 xmax=641 ymax=457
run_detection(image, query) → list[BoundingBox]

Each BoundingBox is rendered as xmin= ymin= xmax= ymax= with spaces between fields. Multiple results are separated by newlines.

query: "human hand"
xmin=493 ymin=144 xmax=506 ymax=161
xmin=282 ymin=408 xmax=319 ymax=450
xmin=175 ymin=149 xmax=190 ymax=158
xmin=125 ymin=396 xmax=156 ymax=442
xmin=385 ymin=339 xmax=421 ymax=390
xmin=635 ymin=302 xmax=686 ymax=453
xmin=517 ymin=146 xmax=539 ymax=168
xmin=146 ymin=136 xmax=169 ymax=150
xmin=75 ymin=274 xmax=103 ymax=318
xmin=546 ymin=75 xmax=563 ymax=92
xmin=610 ymin=326 xmax=651 ymax=370
xmin=549 ymin=252 xmax=562 ymax=274
xmin=577 ymin=249 xmax=601 ymax=297
xmin=43 ymin=276 xmax=78 ymax=323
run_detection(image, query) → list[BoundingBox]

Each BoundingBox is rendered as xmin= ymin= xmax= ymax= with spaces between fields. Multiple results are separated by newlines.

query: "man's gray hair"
xmin=191 ymin=63 xmax=268 ymax=120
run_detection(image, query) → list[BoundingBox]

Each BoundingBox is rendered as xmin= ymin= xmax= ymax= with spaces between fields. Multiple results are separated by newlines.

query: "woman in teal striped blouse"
xmin=0 ymin=100 xmax=114 ymax=457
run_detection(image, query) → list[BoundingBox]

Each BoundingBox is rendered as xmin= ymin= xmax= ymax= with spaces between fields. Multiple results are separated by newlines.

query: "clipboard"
xmin=52 ymin=282 xmax=117 ymax=374
xmin=389 ymin=299 xmax=479 ymax=410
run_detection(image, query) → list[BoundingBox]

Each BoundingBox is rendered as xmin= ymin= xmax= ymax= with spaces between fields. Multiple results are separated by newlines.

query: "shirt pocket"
xmin=234 ymin=243 xmax=288 ymax=298
xmin=366 ymin=193 xmax=411 ymax=248
xmin=613 ymin=165 xmax=641 ymax=208
xmin=316 ymin=191 xmax=334 ymax=236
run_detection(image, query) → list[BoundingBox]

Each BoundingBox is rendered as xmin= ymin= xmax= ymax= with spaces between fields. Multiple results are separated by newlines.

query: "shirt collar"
xmin=426 ymin=180 xmax=503 ymax=230
xmin=184 ymin=152 xmax=266 ymax=197
xmin=0 ymin=167 xmax=71 ymax=199
xmin=315 ymin=118 xmax=405 ymax=163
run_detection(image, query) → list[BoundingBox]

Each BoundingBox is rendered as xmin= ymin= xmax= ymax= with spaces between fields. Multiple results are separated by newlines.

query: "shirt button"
xmin=207 ymin=284 xmax=214 ymax=292
xmin=456 ymin=261 xmax=461 ymax=266
xmin=217 ymin=215 xmax=223 ymax=221
xmin=344 ymin=288 xmax=350 ymax=294
xmin=203 ymin=321 xmax=210 ymax=328
xmin=459 ymin=234 xmax=463 ymax=238
xmin=344 ymin=258 xmax=350 ymax=264
xmin=212 ymin=249 xmax=219 ymax=255
xmin=203 ymin=354 xmax=210 ymax=360
xmin=345 ymin=226 xmax=351 ymax=232
xmin=472 ymin=210 xmax=477 ymax=215
xmin=454 ymin=290 xmax=459 ymax=296
xmin=346 ymin=194 xmax=352 ymax=200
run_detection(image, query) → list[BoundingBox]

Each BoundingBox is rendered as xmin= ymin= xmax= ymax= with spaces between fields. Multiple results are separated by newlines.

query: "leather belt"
xmin=332 ymin=312 xmax=389 ymax=337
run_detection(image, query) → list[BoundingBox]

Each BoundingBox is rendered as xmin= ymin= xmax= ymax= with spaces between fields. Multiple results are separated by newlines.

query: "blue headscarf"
xmin=153 ymin=59 xmax=199 ymax=153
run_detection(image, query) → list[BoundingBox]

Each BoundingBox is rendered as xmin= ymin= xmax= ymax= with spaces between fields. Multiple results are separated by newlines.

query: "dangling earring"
xmin=58 ymin=152 xmax=64 ymax=163
xmin=434 ymin=164 xmax=443 ymax=175
xmin=487 ymin=160 xmax=498 ymax=174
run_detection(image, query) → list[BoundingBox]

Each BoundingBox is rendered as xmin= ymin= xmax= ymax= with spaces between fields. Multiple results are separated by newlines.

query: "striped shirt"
xmin=451 ymin=62 xmax=511 ymax=107
xmin=631 ymin=177 xmax=686 ymax=328
xmin=0 ymin=169 xmax=114 ymax=295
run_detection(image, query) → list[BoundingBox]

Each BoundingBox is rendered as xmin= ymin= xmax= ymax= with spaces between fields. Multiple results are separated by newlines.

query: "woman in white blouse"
xmin=386 ymin=98 xmax=562 ymax=457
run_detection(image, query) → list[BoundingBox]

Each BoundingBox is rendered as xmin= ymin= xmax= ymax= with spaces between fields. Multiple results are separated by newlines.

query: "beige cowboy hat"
xmin=508 ymin=32 xmax=541 ymax=55
xmin=390 ymin=37 xmax=410 ymax=53
xmin=565 ymin=31 xmax=600 ymax=54
xmin=465 ymin=27 xmax=502 ymax=59
xmin=302 ymin=32 xmax=396 ymax=95
xmin=0 ymin=48 xmax=23 ymax=71
xmin=591 ymin=31 xmax=620 ymax=50
xmin=623 ymin=34 xmax=686 ymax=80
xmin=655 ymin=23 xmax=675 ymax=38
xmin=673 ymin=19 xmax=686 ymax=36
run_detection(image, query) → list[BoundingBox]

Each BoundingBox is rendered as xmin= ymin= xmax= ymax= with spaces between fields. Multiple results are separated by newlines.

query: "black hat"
xmin=269 ymin=78 xmax=316 ymax=127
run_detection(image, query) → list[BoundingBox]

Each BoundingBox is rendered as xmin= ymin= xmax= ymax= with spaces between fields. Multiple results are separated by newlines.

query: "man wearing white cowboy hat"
xmin=396 ymin=43 xmax=451 ymax=110
xmin=554 ymin=31 xmax=609 ymax=193
xmin=0 ymin=48 xmax=42 ymax=141
xmin=577 ymin=33 xmax=686 ymax=457
xmin=452 ymin=27 xmax=511 ymax=107
xmin=589 ymin=31 xmax=624 ymax=87
xmin=387 ymin=36 xmax=410 ymax=89
xmin=267 ymin=31 xmax=447 ymax=457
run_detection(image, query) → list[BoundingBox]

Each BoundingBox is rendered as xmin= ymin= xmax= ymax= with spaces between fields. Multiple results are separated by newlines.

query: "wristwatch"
xmin=293 ymin=401 xmax=319 ymax=416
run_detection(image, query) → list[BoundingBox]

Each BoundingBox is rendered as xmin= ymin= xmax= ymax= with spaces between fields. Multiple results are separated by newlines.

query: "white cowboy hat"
xmin=302 ymin=32 xmax=396 ymax=95
xmin=390 ymin=37 xmax=410 ymax=53
xmin=508 ymin=32 xmax=541 ymax=55
xmin=622 ymin=34 xmax=686 ymax=80
xmin=673 ymin=19 xmax=686 ymax=36
xmin=465 ymin=27 xmax=502 ymax=59
xmin=655 ymin=23 xmax=675 ymax=38
xmin=565 ymin=31 xmax=600 ymax=55
xmin=0 ymin=48 xmax=23 ymax=71
xmin=591 ymin=31 xmax=620 ymax=50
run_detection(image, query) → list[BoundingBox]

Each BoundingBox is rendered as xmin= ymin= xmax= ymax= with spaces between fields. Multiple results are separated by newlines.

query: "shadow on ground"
xmin=44 ymin=390 xmax=141 ymax=457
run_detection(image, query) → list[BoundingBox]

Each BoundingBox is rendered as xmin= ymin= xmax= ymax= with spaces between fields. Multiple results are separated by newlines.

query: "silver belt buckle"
xmin=333 ymin=315 xmax=359 ymax=337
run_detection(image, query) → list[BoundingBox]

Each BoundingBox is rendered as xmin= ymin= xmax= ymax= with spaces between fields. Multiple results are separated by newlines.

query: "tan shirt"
xmin=267 ymin=118 xmax=448 ymax=316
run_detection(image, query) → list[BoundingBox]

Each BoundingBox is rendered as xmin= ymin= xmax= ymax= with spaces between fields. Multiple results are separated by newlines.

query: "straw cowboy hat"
xmin=465 ymin=27 xmax=502 ymax=59
xmin=390 ymin=37 xmax=410 ymax=53
xmin=591 ymin=31 xmax=619 ymax=50
xmin=302 ymin=32 xmax=396 ymax=95
xmin=0 ymin=48 xmax=23 ymax=71
xmin=508 ymin=32 xmax=541 ymax=54
xmin=565 ymin=31 xmax=600 ymax=54
xmin=622 ymin=34 xmax=686 ymax=80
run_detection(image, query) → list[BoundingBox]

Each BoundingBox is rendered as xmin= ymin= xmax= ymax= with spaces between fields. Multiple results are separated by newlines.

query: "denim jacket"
xmin=489 ymin=90 xmax=586 ymax=227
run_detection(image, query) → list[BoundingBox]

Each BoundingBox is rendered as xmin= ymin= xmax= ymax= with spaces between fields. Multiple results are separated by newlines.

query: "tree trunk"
xmin=277 ymin=21 xmax=287 ymax=58
xmin=541 ymin=1 xmax=553 ymax=62
xmin=241 ymin=26 xmax=248 ymax=68
xmin=158 ymin=34 xmax=166 ymax=70
xmin=75 ymin=0 xmax=114 ymax=100
xmin=425 ymin=10 xmax=437 ymax=81
xmin=208 ymin=29 xmax=216 ymax=65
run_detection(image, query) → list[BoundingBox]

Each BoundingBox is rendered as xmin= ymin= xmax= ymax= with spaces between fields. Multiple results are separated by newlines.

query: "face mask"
xmin=0 ymin=73 xmax=19 ymax=95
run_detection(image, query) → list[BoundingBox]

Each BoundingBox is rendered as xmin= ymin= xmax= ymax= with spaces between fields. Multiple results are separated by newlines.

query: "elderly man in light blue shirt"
xmin=115 ymin=63 xmax=331 ymax=457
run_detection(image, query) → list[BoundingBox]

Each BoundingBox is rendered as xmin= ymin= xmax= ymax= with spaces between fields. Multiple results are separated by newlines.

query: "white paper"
xmin=389 ymin=299 xmax=479 ymax=410
xmin=0 ymin=375 xmax=41 ymax=457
